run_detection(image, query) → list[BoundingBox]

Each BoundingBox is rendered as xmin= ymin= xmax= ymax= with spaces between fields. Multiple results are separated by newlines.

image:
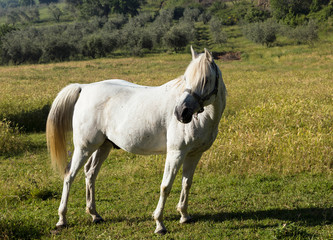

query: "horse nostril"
xmin=181 ymin=108 xmax=189 ymax=118
xmin=181 ymin=108 xmax=193 ymax=123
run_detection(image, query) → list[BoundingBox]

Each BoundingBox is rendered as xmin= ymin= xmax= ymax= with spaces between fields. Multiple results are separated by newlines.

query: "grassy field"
xmin=0 ymin=27 xmax=333 ymax=239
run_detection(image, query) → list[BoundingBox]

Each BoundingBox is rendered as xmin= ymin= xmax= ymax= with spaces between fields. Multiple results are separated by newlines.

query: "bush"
xmin=270 ymin=0 xmax=312 ymax=20
xmin=183 ymin=7 xmax=201 ymax=22
xmin=148 ymin=9 xmax=173 ymax=46
xmin=282 ymin=12 xmax=308 ymax=26
xmin=308 ymin=4 xmax=333 ymax=22
xmin=242 ymin=19 xmax=279 ymax=46
xmin=103 ymin=14 xmax=127 ymax=31
xmin=131 ymin=12 xmax=153 ymax=27
xmin=163 ymin=20 xmax=195 ymax=52
xmin=82 ymin=34 xmax=105 ymax=58
xmin=244 ymin=6 xmax=270 ymax=23
xmin=82 ymin=31 xmax=118 ymax=58
xmin=40 ymin=35 xmax=77 ymax=62
xmin=0 ymin=23 xmax=16 ymax=40
xmin=198 ymin=11 xmax=211 ymax=24
xmin=211 ymin=1 xmax=253 ymax=25
xmin=0 ymin=22 xmax=102 ymax=64
xmin=119 ymin=19 xmax=154 ymax=55
xmin=208 ymin=0 xmax=227 ymax=14
xmin=210 ymin=17 xmax=227 ymax=44
xmin=48 ymin=3 xmax=63 ymax=22
xmin=270 ymin=0 xmax=331 ymax=25
xmin=6 ymin=7 xmax=39 ymax=25
xmin=0 ymin=119 xmax=31 ymax=156
xmin=1 ymin=27 xmax=42 ymax=64
xmin=281 ymin=19 xmax=319 ymax=44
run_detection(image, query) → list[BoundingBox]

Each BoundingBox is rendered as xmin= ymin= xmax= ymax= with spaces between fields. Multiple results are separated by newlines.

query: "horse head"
xmin=175 ymin=46 xmax=220 ymax=124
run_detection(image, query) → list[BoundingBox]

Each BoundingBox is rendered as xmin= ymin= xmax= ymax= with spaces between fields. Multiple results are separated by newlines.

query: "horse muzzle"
xmin=175 ymin=105 xmax=193 ymax=124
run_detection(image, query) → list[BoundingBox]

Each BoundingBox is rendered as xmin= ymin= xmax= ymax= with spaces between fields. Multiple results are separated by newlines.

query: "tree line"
xmin=0 ymin=0 xmax=332 ymax=64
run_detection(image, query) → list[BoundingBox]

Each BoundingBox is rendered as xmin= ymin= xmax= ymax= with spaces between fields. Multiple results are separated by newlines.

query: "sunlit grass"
xmin=0 ymin=27 xmax=332 ymax=239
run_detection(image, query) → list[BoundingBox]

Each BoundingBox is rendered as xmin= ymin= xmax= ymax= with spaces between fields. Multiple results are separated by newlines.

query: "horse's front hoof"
xmin=180 ymin=216 xmax=194 ymax=224
xmin=155 ymin=228 xmax=167 ymax=235
xmin=93 ymin=217 xmax=105 ymax=224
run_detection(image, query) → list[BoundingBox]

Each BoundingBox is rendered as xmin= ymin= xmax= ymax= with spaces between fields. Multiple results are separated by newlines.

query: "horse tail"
xmin=46 ymin=84 xmax=82 ymax=176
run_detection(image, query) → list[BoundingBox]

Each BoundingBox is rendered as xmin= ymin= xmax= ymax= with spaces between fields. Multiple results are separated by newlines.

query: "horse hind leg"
xmin=57 ymin=147 xmax=93 ymax=229
xmin=85 ymin=140 xmax=112 ymax=223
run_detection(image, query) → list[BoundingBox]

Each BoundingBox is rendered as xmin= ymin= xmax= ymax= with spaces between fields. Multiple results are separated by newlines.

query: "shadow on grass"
xmin=0 ymin=219 xmax=46 ymax=239
xmin=4 ymin=104 xmax=50 ymax=132
xmin=192 ymin=207 xmax=333 ymax=227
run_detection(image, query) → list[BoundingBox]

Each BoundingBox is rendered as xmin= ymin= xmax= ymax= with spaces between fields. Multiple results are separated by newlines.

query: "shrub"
xmin=0 ymin=24 xmax=16 ymax=40
xmin=82 ymin=31 xmax=118 ymax=58
xmin=5 ymin=7 xmax=39 ymax=25
xmin=270 ymin=0 xmax=313 ymax=20
xmin=281 ymin=19 xmax=319 ymax=44
xmin=211 ymin=1 xmax=253 ymax=25
xmin=40 ymin=36 xmax=77 ymax=62
xmin=244 ymin=6 xmax=271 ymax=23
xmin=210 ymin=17 xmax=227 ymax=44
xmin=0 ymin=119 xmax=30 ymax=156
xmin=39 ymin=24 xmax=84 ymax=62
xmin=308 ymin=4 xmax=333 ymax=22
xmin=148 ymin=9 xmax=173 ymax=46
xmin=119 ymin=19 xmax=154 ymax=55
xmin=282 ymin=12 xmax=308 ymax=26
xmin=163 ymin=20 xmax=195 ymax=52
xmin=1 ymin=27 xmax=42 ymax=64
xmin=0 ymin=22 xmax=103 ymax=64
xmin=48 ymin=3 xmax=63 ymax=22
xmin=131 ymin=12 xmax=153 ymax=27
xmin=208 ymin=0 xmax=227 ymax=14
xmin=108 ymin=14 xmax=128 ymax=29
xmin=198 ymin=11 xmax=211 ymax=24
xmin=82 ymin=34 xmax=105 ymax=58
xmin=183 ymin=7 xmax=201 ymax=22
xmin=6 ymin=9 xmax=21 ymax=25
xmin=139 ymin=29 xmax=154 ymax=50
xmin=242 ymin=19 xmax=279 ymax=46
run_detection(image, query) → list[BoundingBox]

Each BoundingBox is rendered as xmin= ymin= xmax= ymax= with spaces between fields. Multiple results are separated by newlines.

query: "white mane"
xmin=183 ymin=51 xmax=216 ymax=95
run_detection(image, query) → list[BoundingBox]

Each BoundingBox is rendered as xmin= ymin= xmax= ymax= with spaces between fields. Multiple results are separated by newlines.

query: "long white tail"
xmin=46 ymin=84 xmax=82 ymax=176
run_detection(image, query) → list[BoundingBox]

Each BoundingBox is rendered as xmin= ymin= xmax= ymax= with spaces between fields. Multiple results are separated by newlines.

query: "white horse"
xmin=46 ymin=47 xmax=226 ymax=234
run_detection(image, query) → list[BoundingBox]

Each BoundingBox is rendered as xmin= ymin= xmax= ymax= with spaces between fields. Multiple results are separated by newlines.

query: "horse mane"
xmin=168 ymin=76 xmax=186 ymax=92
xmin=183 ymin=52 xmax=215 ymax=95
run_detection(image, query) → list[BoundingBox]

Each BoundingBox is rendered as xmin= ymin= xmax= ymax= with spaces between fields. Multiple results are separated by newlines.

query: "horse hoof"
xmin=155 ymin=229 xmax=167 ymax=235
xmin=180 ymin=216 xmax=194 ymax=224
xmin=93 ymin=218 xmax=105 ymax=224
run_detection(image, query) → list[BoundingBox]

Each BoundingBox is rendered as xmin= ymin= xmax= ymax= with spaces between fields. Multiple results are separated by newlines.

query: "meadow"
xmin=0 ymin=28 xmax=333 ymax=239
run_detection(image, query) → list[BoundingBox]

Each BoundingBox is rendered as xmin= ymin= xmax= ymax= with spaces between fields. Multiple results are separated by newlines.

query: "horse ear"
xmin=191 ymin=45 xmax=198 ymax=60
xmin=204 ymin=48 xmax=213 ymax=62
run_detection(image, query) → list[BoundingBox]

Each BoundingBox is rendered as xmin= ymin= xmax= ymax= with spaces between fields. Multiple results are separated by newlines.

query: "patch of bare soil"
xmin=212 ymin=51 xmax=241 ymax=61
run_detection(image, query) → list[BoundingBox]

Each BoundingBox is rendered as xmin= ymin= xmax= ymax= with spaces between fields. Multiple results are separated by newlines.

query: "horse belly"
xmin=105 ymin=102 xmax=169 ymax=155
xmin=122 ymin=130 xmax=167 ymax=155
xmin=107 ymin=124 xmax=167 ymax=155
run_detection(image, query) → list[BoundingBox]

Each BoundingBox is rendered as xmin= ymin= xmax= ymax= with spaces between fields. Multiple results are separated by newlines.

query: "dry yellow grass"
xmin=0 ymin=42 xmax=332 ymax=174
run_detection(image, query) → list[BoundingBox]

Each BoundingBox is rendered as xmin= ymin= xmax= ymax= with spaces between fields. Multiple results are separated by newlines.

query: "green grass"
xmin=0 ymin=26 xmax=333 ymax=238
xmin=1 ymin=154 xmax=332 ymax=239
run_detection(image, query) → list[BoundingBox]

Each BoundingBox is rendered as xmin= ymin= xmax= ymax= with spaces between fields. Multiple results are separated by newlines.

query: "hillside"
xmin=0 ymin=0 xmax=331 ymax=64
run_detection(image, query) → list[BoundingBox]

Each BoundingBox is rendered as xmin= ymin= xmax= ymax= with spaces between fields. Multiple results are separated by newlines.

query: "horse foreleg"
xmin=153 ymin=151 xmax=184 ymax=234
xmin=84 ymin=140 xmax=112 ymax=223
xmin=56 ymin=147 xmax=91 ymax=229
xmin=177 ymin=153 xmax=202 ymax=224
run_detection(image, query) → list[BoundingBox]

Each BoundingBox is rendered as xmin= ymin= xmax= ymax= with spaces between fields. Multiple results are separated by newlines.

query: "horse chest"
xmin=189 ymin=125 xmax=218 ymax=152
